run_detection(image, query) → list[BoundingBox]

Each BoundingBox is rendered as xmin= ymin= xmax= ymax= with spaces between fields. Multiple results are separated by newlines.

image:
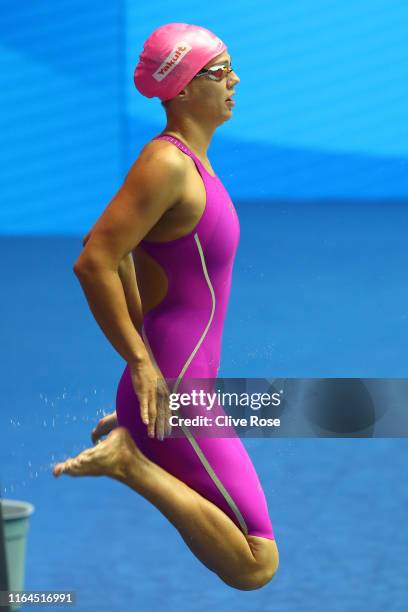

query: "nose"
xmin=228 ymin=69 xmax=240 ymax=86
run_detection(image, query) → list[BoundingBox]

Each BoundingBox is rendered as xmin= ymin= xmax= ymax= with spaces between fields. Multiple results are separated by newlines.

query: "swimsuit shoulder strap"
xmin=152 ymin=134 xmax=210 ymax=175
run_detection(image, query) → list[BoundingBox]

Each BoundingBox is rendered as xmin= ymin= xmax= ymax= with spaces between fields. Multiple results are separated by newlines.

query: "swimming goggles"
xmin=194 ymin=64 xmax=234 ymax=81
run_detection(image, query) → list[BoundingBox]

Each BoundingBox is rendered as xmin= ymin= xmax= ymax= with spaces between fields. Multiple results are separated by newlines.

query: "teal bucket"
xmin=1 ymin=499 xmax=34 ymax=611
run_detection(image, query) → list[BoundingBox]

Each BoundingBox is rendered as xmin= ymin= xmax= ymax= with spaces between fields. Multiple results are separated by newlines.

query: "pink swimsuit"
xmin=116 ymin=134 xmax=274 ymax=540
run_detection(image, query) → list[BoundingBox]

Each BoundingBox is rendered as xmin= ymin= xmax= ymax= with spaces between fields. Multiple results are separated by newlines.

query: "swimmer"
xmin=53 ymin=22 xmax=279 ymax=590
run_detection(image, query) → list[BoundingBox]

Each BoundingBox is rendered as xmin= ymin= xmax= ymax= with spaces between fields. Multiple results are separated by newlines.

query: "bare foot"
xmin=52 ymin=427 xmax=144 ymax=481
xmin=91 ymin=410 xmax=118 ymax=445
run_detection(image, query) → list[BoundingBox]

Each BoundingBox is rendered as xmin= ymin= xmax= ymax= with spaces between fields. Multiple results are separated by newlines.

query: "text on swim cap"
xmin=153 ymin=42 xmax=192 ymax=82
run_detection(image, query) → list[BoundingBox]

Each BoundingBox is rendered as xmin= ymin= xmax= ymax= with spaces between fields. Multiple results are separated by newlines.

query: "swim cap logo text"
xmin=153 ymin=42 xmax=192 ymax=81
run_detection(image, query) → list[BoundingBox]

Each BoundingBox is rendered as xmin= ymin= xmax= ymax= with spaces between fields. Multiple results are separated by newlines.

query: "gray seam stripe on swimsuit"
xmin=141 ymin=235 xmax=248 ymax=535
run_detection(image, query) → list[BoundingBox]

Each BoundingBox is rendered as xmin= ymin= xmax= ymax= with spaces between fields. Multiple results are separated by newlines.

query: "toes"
xmin=53 ymin=465 xmax=62 ymax=477
xmin=53 ymin=458 xmax=77 ymax=477
xmin=62 ymin=458 xmax=81 ymax=476
xmin=62 ymin=460 xmax=73 ymax=473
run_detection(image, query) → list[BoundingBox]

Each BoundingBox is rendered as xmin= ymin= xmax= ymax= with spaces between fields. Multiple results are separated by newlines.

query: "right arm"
xmin=74 ymin=146 xmax=186 ymax=438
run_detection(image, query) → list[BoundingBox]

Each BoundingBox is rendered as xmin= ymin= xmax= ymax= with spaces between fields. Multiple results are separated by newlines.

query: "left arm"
xmin=81 ymin=230 xmax=143 ymax=334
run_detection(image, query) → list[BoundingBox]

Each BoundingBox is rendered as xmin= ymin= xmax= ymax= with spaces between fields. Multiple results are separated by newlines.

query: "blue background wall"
xmin=0 ymin=1 xmax=123 ymax=234
xmin=1 ymin=1 xmax=408 ymax=235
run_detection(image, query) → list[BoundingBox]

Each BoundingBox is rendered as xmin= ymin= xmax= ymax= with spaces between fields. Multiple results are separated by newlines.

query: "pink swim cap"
xmin=134 ymin=23 xmax=226 ymax=101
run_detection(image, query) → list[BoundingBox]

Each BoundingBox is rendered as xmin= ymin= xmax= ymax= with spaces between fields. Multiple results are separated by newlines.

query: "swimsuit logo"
xmin=153 ymin=42 xmax=192 ymax=82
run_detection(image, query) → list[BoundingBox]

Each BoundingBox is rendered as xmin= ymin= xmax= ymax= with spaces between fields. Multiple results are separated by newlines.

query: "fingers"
xmin=162 ymin=380 xmax=172 ymax=437
xmin=139 ymin=380 xmax=171 ymax=441
xmin=138 ymin=390 xmax=156 ymax=437
xmin=155 ymin=394 xmax=166 ymax=441
xmin=147 ymin=388 xmax=157 ymax=438
xmin=153 ymin=379 xmax=171 ymax=441
xmin=130 ymin=363 xmax=171 ymax=441
xmin=164 ymin=397 xmax=172 ymax=437
xmin=139 ymin=397 xmax=150 ymax=428
xmin=137 ymin=379 xmax=158 ymax=438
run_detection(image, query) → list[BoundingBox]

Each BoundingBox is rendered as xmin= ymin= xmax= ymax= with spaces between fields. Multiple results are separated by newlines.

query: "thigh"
xmin=116 ymin=366 xmax=274 ymax=540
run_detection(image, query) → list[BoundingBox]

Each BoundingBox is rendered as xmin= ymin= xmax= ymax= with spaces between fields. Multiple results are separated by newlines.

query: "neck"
xmin=160 ymin=115 xmax=217 ymax=160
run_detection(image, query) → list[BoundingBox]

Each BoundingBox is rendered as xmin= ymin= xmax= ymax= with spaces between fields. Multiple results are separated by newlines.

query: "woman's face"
xmin=183 ymin=50 xmax=240 ymax=124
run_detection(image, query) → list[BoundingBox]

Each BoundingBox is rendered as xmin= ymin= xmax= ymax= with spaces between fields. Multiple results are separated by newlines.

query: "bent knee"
xmin=249 ymin=540 xmax=280 ymax=589
xmin=259 ymin=556 xmax=279 ymax=588
xmin=221 ymin=554 xmax=279 ymax=591
xmin=222 ymin=569 xmax=276 ymax=591
xmin=250 ymin=559 xmax=279 ymax=590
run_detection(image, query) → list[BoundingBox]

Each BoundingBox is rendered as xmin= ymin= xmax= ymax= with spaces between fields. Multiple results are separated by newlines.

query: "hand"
xmin=91 ymin=410 xmax=118 ymax=444
xmin=129 ymin=358 xmax=172 ymax=440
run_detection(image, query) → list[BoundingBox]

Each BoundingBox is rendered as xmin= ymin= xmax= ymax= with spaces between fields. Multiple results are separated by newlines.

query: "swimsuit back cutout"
xmin=139 ymin=134 xmax=240 ymax=379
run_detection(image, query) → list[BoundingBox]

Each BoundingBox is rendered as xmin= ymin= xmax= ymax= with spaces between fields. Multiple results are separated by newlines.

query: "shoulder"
xmin=123 ymin=139 xmax=187 ymax=204
xmin=130 ymin=139 xmax=187 ymax=181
